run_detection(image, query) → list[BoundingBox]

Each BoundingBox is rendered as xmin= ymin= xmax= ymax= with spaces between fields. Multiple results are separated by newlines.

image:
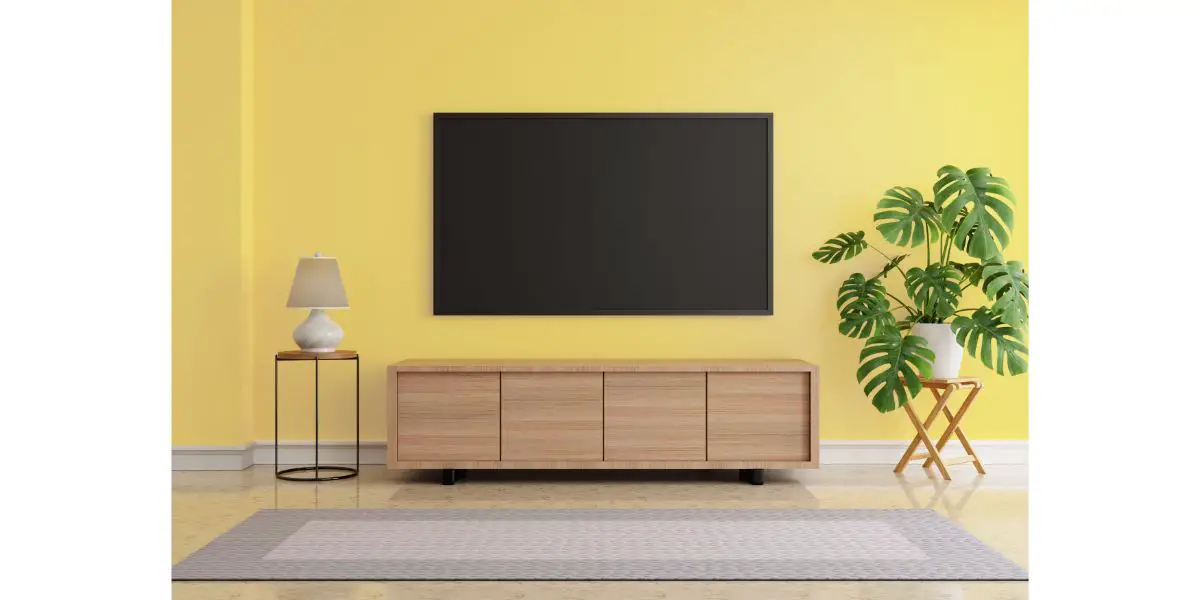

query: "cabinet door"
xmin=394 ymin=373 xmax=499 ymax=460
xmin=707 ymin=373 xmax=811 ymax=461
xmin=501 ymin=373 xmax=602 ymax=460
xmin=604 ymin=372 xmax=706 ymax=460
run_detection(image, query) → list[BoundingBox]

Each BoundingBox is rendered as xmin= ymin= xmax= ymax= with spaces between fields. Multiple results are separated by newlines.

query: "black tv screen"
xmin=434 ymin=113 xmax=772 ymax=315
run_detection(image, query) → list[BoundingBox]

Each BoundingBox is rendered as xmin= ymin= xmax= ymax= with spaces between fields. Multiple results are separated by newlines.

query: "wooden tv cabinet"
xmin=387 ymin=359 xmax=818 ymax=485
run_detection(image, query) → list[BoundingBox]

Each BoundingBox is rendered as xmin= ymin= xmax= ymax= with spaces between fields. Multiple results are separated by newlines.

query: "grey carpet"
xmin=172 ymin=509 xmax=1027 ymax=581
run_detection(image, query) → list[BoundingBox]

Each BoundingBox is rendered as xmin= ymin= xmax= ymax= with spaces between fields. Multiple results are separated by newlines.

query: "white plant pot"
xmin=911 ymin=323 xmax=964 ymax=380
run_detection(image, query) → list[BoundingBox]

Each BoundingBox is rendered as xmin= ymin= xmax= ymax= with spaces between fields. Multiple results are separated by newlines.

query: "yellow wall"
xmin=172 ymin=0 xmax=253 ymax=445
xmin=174 ymin=0 xmax=1028 ymax=445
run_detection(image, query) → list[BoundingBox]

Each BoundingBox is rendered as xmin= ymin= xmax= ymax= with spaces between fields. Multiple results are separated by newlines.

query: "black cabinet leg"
xmin=746 ymin=468 xmax=764 ymax=485
xmin=441 ymin=469 xmax=457 ymax=485
xmin=454 ymin=469 xmax=468 ymax=481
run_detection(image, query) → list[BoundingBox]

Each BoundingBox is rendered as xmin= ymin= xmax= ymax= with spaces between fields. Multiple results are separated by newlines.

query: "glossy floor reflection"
xmin=173 ymin=465 xmax=1028 ymax=599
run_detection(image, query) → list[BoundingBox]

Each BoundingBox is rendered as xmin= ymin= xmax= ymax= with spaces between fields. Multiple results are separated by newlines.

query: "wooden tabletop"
xmin=389 ymin=359 xmax=817 ymax=373
xmin=902 ymin=376 xmax=984 ymax=389
xmin=277 ymin=350 xmax=358 ymax=360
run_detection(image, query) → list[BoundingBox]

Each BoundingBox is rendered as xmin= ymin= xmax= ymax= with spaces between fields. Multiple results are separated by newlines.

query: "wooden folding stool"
xmin=894 ymin=378 xmax=987 ymax=480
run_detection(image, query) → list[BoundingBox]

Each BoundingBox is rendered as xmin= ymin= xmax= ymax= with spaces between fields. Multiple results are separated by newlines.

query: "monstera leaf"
xmin=836 ymin=273 xmax=896 ymax=338
xmin=982 ymin=260 xmax=1029 ymax=326
xmin=933 ymin=166 xmax=1017 ymax=259
xmin=951 ymin=261 xmax=985 ymax=288
xmin=857 ymin=330 xmax=935 ymax=413
xmin=904 ymin=264 xmax=964 ymax=320
xmin=947 ymin=206 xmax=980 ymax=256
xmin=874 ymin=187 xmax=942 ymax=247
xmin=812 ymin=231 xmax=867 ymax=264
xmin=951 ymin=307 xmax=1029 ymax=375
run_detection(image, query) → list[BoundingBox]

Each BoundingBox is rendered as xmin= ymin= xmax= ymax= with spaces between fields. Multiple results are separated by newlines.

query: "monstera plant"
xmin=812 ymin=166 xmax=1029 ymax=413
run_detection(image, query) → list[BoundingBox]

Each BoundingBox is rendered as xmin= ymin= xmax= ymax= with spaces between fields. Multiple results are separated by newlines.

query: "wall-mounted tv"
xmin=434 ymin=113 xmax=772 ymax=315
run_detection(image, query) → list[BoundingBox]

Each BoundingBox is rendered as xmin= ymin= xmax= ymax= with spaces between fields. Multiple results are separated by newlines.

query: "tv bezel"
xmin=433 ymin=112 xmax=774 ymax=316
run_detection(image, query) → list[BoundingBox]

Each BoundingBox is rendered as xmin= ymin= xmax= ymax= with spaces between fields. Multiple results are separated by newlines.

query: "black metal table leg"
xmin=355 ymin=356 xmax=360 ymax=474
xmin=314 ymin=356 xmax=319 ymax=480
xmin=275 ymin=354 xmax=360 ymax=482
xmin=441 ymin=469 xmax=458 ymax=485
xmin=274 ymin=358 xmax=279 ymax=475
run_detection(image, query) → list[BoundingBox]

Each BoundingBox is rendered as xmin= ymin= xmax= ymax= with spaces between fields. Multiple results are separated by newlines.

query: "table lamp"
xmin=286 ymin=252 xmax=349 ymax=352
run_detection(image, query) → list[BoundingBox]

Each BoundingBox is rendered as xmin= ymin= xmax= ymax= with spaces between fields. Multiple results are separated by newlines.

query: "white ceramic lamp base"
xmin=293 ymin=309 xmax=344 ymax=352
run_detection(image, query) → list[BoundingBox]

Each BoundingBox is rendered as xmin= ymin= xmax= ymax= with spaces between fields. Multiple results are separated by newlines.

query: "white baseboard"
xmin=252 ymin=440 xmax=389 ymax=467
xmin=172 ymin=444 xmax=253 ymax=471
xmin=173 ymin=440 xmax=1027 ymax=471
xmin=819 ymin=440 xmax=1027 ymax=466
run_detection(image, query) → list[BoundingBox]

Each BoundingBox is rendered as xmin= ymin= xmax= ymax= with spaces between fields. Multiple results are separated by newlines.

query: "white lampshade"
xmin=286 ymin=253 xmax=349 ymax=309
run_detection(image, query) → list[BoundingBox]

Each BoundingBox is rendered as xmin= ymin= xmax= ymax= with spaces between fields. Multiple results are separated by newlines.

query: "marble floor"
xmin=173 ymin=465 xmax=1028 ymax=599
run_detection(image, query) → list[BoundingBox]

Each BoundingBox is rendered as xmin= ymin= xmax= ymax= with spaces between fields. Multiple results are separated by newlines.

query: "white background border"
xmin=1030 ymin=0 xmax=1199 ymax=597
xmin=3 ymin=0 xmax=1200 ymax=596
xmin=1 ymin=1 xmax=170 ymax=597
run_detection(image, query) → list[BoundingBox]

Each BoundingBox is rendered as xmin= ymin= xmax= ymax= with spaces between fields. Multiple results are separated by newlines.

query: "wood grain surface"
xmin=501 ymin=373 xmax=603 ymax=460
xmin=603 ymin=373 xmax=706 ymax=461
xmin=393 ymin=373 xmax=500 ymax=461
xmin=706 ymin=372 xmax=812 ymax=461
xmin=390 ymin=359 xmax=816 ymax=373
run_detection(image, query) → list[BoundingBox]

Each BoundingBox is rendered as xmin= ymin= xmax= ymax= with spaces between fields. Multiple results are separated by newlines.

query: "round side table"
xmin=275 ymin=350 xmax=360 ymax=481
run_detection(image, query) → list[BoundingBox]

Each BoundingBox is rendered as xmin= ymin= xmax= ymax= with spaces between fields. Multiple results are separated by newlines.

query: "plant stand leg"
xmin=894 ymin=387 xmax=952 ymax=473
xmin=933 ymin=388 xmax=987 ymax=475
xmin=924 ymin=385 xmax=980 ymax=469
xmin=901 ymin=401 xmax=952 ymax=480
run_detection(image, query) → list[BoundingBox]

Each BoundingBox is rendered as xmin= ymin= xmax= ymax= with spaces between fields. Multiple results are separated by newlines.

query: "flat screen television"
xmin=434 ymin=113 xmax=772 ymax=315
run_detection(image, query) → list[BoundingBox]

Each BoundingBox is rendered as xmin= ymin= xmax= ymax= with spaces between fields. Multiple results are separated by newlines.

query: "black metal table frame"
xmin=274 ymin=353 xmax=360 ymax=481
